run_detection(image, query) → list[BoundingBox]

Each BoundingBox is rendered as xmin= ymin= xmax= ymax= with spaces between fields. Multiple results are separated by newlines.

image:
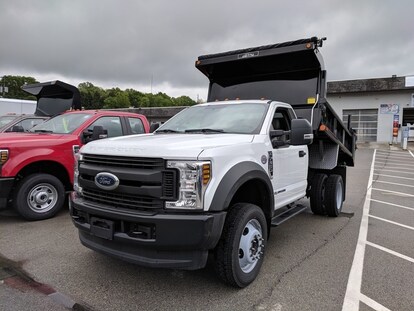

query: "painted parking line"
xmin=369 ymin=199 xmax=414 ymax=211
xmin=375 ymin=161 xmax=414 ymax=167
xmin=374 ymin=166 xmax=414 ymax=173
xmin=373 ymin=168 xmax=414 ymax=175
xmin=342 ymin=150 xmax=376 ymax=311
xmin=368 ymin=214 xmax=414 ymax=231
xmin=360 ymin=293 xmax=391 ymax=311
xmin=376 ymin=151 xmax=412 ymax=155
xmin=373 ymin=173 xmax=414 ymax=181
xmin=371 ymin=188 xmax=414 ymax=197
xmin=342 ymin=149 xmax=414 ymax=311
xmin=376 ymin=153 xmax=413 ymax=158
xmin=366 ymin=241 xmax=414 ymax=264
xmin=375 ymin=158 xmax=414 ymax=162
xmin=375 ymin=156 xmax=413 ymax=161
xmin=376 ymin=158 xmax=414 ymax=163
xmin=375 ymin=158 xmax=414 ymax=163
xmin=375 ymin=162 xmax=414 ymax=169
xmin=374 ymin=180 xmax=414 ymax=188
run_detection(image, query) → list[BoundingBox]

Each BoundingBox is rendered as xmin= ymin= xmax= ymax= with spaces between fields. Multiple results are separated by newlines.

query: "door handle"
xmin=299 ymin=150 xmax=306 ymax=157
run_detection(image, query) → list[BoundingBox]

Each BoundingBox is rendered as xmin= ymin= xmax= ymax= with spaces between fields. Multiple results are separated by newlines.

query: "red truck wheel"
xmin=13 ymin=174 xmax=65 ymax=221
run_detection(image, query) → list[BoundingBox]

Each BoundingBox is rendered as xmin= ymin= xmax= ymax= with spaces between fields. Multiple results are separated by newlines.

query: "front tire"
xmin=13 ymin=174 xmax=66 ymax=221
xmin=214 ymin=203 xmax=267 ymax=288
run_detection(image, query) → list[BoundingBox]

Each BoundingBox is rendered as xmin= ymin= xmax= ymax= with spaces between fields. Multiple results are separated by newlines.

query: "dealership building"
xmin=327 ymin=75 xmax=414 ymax=143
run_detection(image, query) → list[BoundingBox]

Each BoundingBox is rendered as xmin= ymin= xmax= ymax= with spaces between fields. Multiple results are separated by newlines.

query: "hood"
xmin=22 ymin=80 xmax=81 ymax=117
xmin=81 ymin=133 xmax=254 ymax=159
xmin=0 ymin=132 xmax=72 ymax=148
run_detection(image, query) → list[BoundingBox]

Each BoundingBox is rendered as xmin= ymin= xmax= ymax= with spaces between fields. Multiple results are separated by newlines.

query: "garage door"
xmin=343 ymin=109 xmax=378 ymax=142
xmin=402 ymin=107 xmax=414 ymax=126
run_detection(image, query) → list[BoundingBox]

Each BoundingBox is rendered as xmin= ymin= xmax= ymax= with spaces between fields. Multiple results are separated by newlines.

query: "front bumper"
xmin=0 ymin=177 xmax=15 ymax=209
xmin=70 ymin=193 xmax=226 ymax=270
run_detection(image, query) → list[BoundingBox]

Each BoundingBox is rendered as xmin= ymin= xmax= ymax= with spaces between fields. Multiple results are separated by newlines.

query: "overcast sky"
xmin=1 ymin=0 xmax=413 ymax=100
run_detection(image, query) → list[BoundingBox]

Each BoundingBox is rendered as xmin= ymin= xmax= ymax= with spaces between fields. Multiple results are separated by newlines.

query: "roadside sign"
xmin=393 ymin=114 xmax=399 ymax=137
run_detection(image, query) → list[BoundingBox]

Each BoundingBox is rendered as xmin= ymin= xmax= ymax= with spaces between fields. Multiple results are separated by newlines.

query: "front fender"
xmin=3 ymin=147 xmax=73 ymax=178
xmin=208 ymin=161 xmax=274 ymax=214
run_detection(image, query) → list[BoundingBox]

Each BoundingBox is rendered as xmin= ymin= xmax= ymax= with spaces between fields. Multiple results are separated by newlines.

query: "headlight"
xmin=166 ymin=160 xmax=211 ymax=210
xmin=73 ymin=152 xmax=83 ymax=195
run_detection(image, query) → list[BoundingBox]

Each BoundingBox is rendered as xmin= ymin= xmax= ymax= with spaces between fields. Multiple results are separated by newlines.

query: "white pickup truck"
xmin=70 ymin=37 xmax=356 ymax=287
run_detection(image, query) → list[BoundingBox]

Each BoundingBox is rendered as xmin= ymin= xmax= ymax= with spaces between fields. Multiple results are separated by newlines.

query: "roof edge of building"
xmin=327 ymin=76 xmax=414 ymax=94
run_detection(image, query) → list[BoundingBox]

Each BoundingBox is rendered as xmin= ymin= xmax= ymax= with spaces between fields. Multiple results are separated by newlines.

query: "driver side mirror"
xmin=83 ymin=125 xmax=108 ymax=143
xmin=11 ymin=125 xmax=25 ymax=132
xmin=290 ymin=119 xmax=313 ymax=145
xmin=150 ymin=123 xmax=160 ymax=133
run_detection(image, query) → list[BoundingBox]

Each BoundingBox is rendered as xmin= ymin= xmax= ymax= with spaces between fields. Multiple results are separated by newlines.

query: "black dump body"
xmin=196 ymin=37 xmax=355 ymax=167
xmin=22 ymin=80 xmax=81 ymax=117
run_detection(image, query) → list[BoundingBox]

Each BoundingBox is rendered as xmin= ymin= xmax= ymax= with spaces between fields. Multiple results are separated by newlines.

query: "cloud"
xmin=1 ymin=0 xmax=413 ymax=99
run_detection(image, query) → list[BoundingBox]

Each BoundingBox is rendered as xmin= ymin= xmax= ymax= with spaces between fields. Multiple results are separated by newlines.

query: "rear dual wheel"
xmin=324 ymin=174 xmax=344 ymax=217
xmin=310 ymin=173 xmax=343 ymax=217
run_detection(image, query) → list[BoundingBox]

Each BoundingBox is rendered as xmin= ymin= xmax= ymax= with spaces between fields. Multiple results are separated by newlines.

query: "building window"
xmin=343 ymin=109 xmax=378 ymax=142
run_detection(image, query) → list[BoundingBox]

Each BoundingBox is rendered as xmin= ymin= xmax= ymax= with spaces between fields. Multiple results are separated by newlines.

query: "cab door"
xmin=270 ymin=107 xmax=308 ymax=209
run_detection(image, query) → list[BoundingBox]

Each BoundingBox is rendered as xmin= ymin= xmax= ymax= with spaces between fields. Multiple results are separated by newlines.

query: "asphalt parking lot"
xmin=343 ymin=148 xmax=414 ymax=311
xmin=0 ymin=146 xmax=413 ymax=311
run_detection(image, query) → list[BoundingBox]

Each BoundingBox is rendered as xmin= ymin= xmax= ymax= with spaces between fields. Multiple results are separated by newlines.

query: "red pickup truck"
xmin=0 ymin=81 xmax=150 ymax=220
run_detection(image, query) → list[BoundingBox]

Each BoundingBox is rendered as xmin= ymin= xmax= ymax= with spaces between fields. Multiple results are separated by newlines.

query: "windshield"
xmin=157 ymin=102 xmax=268 ymax=134
xmin=29 ymin=113 xmax=93 ymax=134
xmin=0 ymin=115 xmax=19 ymax=128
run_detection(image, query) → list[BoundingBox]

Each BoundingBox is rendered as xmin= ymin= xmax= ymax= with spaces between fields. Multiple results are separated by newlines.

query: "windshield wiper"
xmin=33 ymin=129 xmax=54 ymax=133
xmin=156 ymin=129 xmax=181 ymax=133
xmin=185 ymin=128 xmax=225 ymax=133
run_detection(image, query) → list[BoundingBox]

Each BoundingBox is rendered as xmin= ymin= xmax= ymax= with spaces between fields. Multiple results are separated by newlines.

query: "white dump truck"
xmin=70 ymin=37 xmax=356 ymax=287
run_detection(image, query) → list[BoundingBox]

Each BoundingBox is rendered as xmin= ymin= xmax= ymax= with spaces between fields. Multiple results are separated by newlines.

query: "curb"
xmin=0 ymin=255 xmax=92 ymax=311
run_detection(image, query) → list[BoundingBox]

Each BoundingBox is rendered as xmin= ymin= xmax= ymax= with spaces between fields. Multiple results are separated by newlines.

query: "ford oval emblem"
xmin=94 ymin=172 xmax=120 ymax=191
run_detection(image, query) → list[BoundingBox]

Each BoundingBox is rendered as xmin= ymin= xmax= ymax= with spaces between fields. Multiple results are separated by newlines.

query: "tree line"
xmin=0 ymin=75 xmax=196 ymax=109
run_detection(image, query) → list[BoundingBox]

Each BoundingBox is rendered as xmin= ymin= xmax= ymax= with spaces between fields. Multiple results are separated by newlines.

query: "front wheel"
xmin=13 ymin=174 xmax=66 ymax=221
xmin=214 ymin=203 xmax=267 ymax=288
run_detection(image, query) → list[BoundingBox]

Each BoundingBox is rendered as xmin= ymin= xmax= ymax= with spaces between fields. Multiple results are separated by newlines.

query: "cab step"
xmin=271 ymin=204 xmax=307 ymax=227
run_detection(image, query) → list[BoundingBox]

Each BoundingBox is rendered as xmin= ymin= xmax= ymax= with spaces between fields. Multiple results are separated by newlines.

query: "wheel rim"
xmin=238 ymin=219 xmax=264 ymax=273
xmin=336 ymin=181 xmax=343 ymax=211
xmin=27 ymin=183 xmax=58 ymax=213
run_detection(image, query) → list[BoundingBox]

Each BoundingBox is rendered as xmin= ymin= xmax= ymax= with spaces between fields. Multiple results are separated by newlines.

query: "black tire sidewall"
xmin=229 ymin=203 xmax=268 ymax=287
xmin=14 ymin=174 xmax=65 ymax=220
xmin=325 ymin=175 xmax=344 ymax=217
xmin=310 ymin=173 xmax=328 ymax=215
